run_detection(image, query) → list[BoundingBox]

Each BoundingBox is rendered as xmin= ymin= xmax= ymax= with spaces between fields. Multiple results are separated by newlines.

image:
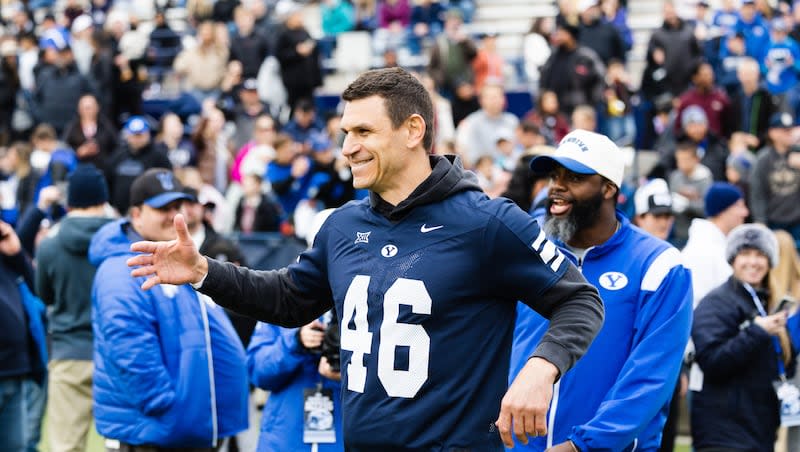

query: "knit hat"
xmin=726 ymin=152 xmax=756 ymax=179
xmin=704 ymin=182 xmax=743 ymax=217
xmin=725 ymin=223 xmax=779 ymax=268
xmin=67 ymin=164 xmax=109 ymax=208
xmin=681 ymin=105 xmax=708 ymax=129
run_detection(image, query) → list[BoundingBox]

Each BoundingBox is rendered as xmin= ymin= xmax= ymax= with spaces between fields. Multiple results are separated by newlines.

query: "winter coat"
xmin=691 ymin=277 xmax=793 ymax=451
xmin=35 ymin=215 xmax=112 ymax=360
xmin=90 ymin=219 xmax=248 ymax=446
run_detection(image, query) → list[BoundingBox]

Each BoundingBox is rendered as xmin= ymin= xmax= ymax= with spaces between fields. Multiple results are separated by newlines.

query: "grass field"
xmin=37 ymin=419 xmax=694 ymax=452
xmin=38 ymin=416 xmax=104 ymax=452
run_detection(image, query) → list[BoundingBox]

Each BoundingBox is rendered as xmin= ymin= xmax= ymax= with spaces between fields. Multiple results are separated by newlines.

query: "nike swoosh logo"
xmin=420 ymin=224 xmax=444 ymax=233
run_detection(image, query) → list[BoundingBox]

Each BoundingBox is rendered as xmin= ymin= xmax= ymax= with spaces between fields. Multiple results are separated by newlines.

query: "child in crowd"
xmin=669 ymin=141 xmax=714 ymax=246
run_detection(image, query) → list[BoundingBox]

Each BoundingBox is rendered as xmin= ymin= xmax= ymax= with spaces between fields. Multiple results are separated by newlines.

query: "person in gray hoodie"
xmin=34 ymin=164 xmax=112 ymax=452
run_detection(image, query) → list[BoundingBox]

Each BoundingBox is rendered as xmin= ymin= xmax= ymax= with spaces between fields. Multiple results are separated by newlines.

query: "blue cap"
xmin=311 ymin=133 xmax=332 ymax=152
xmin=769 ymin=112 xmax=794 ymax=129
xmin=39 ymin=28 xmax=70 ymax=51
xmin=129 ymin=168 xmax=193 ymax=208
xmin=124 ymin=116 xmax=150 ymax=134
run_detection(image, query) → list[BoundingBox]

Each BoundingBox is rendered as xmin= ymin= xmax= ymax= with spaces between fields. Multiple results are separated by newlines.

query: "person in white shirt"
xmin=681 ymin=182 xmax=750 ymax=307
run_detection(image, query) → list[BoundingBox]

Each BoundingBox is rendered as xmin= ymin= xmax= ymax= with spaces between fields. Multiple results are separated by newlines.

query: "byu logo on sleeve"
xmin=599 ymin=271 xmax=628 ymax=290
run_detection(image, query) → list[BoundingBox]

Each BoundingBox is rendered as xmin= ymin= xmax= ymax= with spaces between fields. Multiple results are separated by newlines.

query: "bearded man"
xmin=508 ymin=130 xmax=693 ymax=452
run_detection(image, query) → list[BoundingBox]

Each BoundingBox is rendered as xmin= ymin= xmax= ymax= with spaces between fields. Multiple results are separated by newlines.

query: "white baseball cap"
xmin=634 ymin=178 xmax=674 ymax=216
xmin=71 ymin=15 xmax=93 ymax=34
xmin=529 ymin=129 xmax=625 ymax=188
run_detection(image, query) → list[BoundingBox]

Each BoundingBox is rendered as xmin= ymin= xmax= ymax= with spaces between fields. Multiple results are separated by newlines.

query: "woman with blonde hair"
xmin=771 ymin=230 xmax=800 ymax=302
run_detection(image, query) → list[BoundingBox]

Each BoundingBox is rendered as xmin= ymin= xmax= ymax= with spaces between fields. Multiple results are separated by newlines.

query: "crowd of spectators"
xmin=3 ymin=0 xmax=800 ymax=449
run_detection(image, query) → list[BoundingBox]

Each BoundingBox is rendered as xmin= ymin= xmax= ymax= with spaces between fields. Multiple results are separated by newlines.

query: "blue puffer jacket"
xmin=248 ymin=321 xmax=344 ymax=451
xmin=90 ymin=219 xmax=248 ymax=447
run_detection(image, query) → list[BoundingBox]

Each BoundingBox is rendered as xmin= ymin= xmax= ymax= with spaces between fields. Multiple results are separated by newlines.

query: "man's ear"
xmin=603 ymin=182 xmax=618 ymax=200
xmin=406 ymin=114 xmax=426 ymax=149
xmin=129 ymin=205 xmax=141 ymax=221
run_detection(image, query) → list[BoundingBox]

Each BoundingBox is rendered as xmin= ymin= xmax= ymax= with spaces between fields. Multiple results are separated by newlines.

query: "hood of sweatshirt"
xmin=369 ymin=154 xmax=482 ymax=222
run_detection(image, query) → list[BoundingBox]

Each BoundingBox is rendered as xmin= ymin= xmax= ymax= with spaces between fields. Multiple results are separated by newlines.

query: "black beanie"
xmin=67 ymin=164 xmax=109 ymax=208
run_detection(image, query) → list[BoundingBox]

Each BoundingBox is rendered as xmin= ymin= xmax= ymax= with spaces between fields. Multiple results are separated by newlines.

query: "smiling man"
xmin=90 ymin=169 xmax=249 ymax=449
xmin=126 ymin=67 xmax=604 ymax=450
xmin=510 ymin=129 xmax=693 ymax=451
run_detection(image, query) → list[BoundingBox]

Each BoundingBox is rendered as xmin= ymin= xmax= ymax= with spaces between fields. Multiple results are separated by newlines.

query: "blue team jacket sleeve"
xmin=485 ymin=200 xmax=604 ymax=377
xmin=94 ymin=264 xmax=176 ymax=416
xmin=571 ymin=256 xmax=693 ymax=451
xmin=692 ymin=291 xmax=772 ymax=381
xmin=247 ymin=322 xmax=310 ymax=392
xmin=199 ymin=223 xmax=334 ymax=327
xmin=788 ymin=312 xmax=800 ymax=350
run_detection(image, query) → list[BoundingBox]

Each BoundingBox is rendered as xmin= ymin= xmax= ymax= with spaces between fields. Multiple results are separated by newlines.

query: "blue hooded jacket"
xmin=248 ymin=321 xmax=344 ymax=451
xmin=90 ymin=218 xmax=248 ymax=447
xmin=510 ymin=213 xmax=693 ymax=451
xmin=762 ymin=37 xmax=800 ymax=95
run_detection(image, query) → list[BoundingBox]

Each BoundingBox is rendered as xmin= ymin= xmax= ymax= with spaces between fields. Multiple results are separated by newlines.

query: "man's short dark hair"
xmin=341 ymin=67 xmax=435 ymax=151
xmin=675 ymin=140 xmax=698 ymax=155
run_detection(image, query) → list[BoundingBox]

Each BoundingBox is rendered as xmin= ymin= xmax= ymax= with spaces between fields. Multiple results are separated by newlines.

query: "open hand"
xmin=127 ymin=214 xmax=208 ymax=290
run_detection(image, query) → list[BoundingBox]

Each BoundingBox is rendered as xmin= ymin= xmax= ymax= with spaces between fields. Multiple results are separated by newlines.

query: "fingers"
xmin=174 ymin=214 xmax=192 ymax=243
xmin=130 ymin=265 xmax=158 ymax=278
xmin=130 ymin=241 xmax=159 ymax=254
xmin=523 ymin=414 xmax=537 ymax=444
xmin=533 ymin=411 xmax=547 ymax=438
xmin=513 ymin=413 xmax=528 ymax=445
xmin=495 ymin=410 xmax=513 ymax=449
xmin=141 ymin=275 xmax=160 ymax=291
xmin=127 ymin=253 xmax=154 ymax=268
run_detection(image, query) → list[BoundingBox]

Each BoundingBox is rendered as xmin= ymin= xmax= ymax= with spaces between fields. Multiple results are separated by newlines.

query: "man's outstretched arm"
xmin=128 ymin=214 xmax=331 ymax=327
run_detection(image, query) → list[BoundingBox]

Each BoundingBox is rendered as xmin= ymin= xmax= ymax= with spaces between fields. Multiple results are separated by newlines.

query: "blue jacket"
xmin=762 ymin=37 xmax=800 ymax=94
xmin=90 ymin=219 xmax=248 ymax=447
xmin=510 ymin=213 xmax=693 ymax=451
xmin=736 ymin=15 xmax=770 ymax=61
xmin=247 ymin=321 xmax=344 ymax=451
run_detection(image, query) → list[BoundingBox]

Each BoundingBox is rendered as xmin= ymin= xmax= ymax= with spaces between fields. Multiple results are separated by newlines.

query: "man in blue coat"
xmin=511 ymin=130 xmax=694 ymax=451
xmin=90 ymin=169 xmax=248 ymax=449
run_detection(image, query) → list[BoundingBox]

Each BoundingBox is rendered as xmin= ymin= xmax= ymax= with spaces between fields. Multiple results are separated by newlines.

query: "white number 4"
xmin=340 ymin=275 xmax=431 ymax=398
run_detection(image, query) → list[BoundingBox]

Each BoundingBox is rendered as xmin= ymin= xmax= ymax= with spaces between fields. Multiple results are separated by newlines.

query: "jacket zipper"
xmin=547 ymin=246 xmax=593 ymax=448
xmin=546 ymin=380 xmax=561 ymax=448
xmin=199 ymin=295 xmax=218 ymax=447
